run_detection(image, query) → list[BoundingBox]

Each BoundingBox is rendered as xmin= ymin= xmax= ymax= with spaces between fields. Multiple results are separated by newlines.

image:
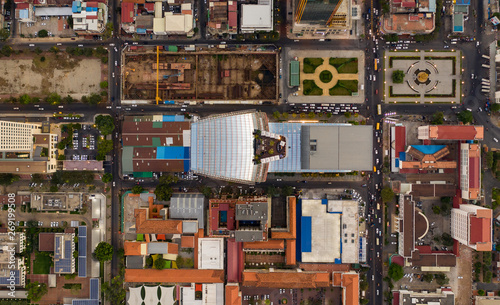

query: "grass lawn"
xmin=319 ymin=70 xmax=333 ymax=83
xmin=303 ymin=80 xmax=323 ymax=95
xmin=329 ymin=58 xmax=359 ymax=73
xmin=33 ymin=252 xmax=52 ymax=274
xmin=303 ymin=58 xmax=324 ymax=73
xmin=330 ymin=80 xmax=358 ymax=96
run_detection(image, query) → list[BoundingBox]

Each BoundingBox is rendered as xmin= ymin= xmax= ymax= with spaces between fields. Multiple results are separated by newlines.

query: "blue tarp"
xmin=412 ymin=145 xmax=446 ymax=155
xmin=301 ymin=216 xmax=312 ymax=252
xmin=395 ymin=159 xmax=400 ymax=167
xmin=156 ymin=147 xmax=190 ymax=159
xmin=136 ymin=28 xmax=147 ymax=34
xmin=72 ymin=1 xmax=81 ymax=13
xmin=321 ymin=199 xmax=328 ymax=205
xmin=162 ymin=115 xmax=184 ymax=122
xmin=399 ymin=151 xmax=406 ymax=161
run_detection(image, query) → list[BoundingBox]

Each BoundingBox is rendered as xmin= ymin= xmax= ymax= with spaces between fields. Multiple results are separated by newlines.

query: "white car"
xmin=29 ymin=44 xmax=35 ymax=47
xmin=78 ymin=44 xmax=83 ymax=47
xmin=494 ymin=138 xmax=499 ymax=143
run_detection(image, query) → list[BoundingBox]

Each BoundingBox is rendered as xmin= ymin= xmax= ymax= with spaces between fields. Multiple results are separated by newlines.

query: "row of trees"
xmin=10 ymin=92 xmax=104 ymax=105
xmin=431 ymin=110 xmax=474 ymax=125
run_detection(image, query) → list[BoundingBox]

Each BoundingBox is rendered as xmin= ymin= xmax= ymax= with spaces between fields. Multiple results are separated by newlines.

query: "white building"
xmin=153 ymin=1 xmax=193 ymax=35
xmin=72 ymin=0 xmax=108 ymax=33
xmin=0 ymin=121 xmax=58 ymax=174
xmin=240 ymin=0 xmax=273 ymax=33
xmin=198 ymin=238 xmax=224 ymax=270
xmin=451 ymin=204 xmax=492 ymax=251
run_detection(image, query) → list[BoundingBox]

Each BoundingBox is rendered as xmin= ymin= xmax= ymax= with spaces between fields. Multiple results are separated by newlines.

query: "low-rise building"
xmin=394 ymin=289 xmax=455 ymax=305
xmin=240 ymin=0 xmax=273 ymax=33
xmin=53 ymin=232 xmax=76 ymax=274
xmin=71 ymin=0 xmax=108 ymax=33
xmin=0 ymin=232 xmax=26 ymax=287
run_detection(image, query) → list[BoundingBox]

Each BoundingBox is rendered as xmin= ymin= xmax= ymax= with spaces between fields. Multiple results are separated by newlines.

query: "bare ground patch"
xmin=0 ymin=53 xmax=102 ymax=99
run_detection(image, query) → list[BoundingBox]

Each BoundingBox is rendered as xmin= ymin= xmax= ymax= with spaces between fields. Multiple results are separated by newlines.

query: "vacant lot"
xmin=0 ymin=53 xmax=102 ymax=99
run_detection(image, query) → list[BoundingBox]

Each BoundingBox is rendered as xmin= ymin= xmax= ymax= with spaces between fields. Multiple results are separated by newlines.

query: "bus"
xmin=374 ymin=59 xmax=377 ymax=71
xmin=376 ymin=123 xmax=380 ymax=130
xmin=377 ymin=104 xmax=382 ymax=115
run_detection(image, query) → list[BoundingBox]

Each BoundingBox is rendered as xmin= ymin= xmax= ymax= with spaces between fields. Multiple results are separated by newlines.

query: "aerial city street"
xmin=0 ymin=0 xmax=499 ymax=304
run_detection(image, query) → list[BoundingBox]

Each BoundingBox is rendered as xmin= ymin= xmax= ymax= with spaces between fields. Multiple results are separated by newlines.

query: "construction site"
xmin=122 ymin=48 xmax=278 ymax=103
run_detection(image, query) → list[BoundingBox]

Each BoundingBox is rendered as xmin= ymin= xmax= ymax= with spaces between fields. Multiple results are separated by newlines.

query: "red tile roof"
xmin=242 ymin=271 xmax=330 ymax=288
xmin=243 ymin=240 xmax=284 ymax=250
xmin=227 ymin=239 xmax=243 ymax=283
xmin=135 ymin=209 xmax=183 ymax=234
xmin=470 ymin=216 xmax=491 ymax=244
xmin=125 ymin=269 xmax=225 ymax=283
xmin=144 ymin=2 xmax=154 ymax=11
xmin=286 ymin=239 xmax=296 ymax=265
xmin=225 ymin=284 xmax=242 ymax=305
xmin=121 ymin=2 xmax=134 ymax=23
xmin=181 ymin=236 xmax=195 ymax=248
xmin=341 ymin=273 xmax=359 ymax=305
xmin=428 ymin=125 xmax=484 ymax=140
xmin=124 ymin=241 xmax=146 ymax=256
xmin=38 ymin=233 xmax=55 ymax=252
xmin=271 ymin=197 xmax=296 ymax=239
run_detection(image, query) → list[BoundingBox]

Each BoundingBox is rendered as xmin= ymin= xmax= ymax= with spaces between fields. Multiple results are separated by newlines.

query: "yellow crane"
xmin=156 ymin=46 xmax=161 ymax=105
xmin=295 ymin=0 xmax=307 ymax=23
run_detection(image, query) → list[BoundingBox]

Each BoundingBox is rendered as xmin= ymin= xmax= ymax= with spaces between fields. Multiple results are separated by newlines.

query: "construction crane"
xmin=163 ymin=73 xmax=182 ymax=79
xmin=295 ymin=0 xmax=307 ymax=23
xmin=155 ymin=46 xmax=161 ymax=105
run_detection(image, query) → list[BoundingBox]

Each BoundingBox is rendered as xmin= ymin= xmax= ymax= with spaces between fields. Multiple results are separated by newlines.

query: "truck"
xmin=482 ymin=54 xmax=491 ymax=59
xmin=164 ymin=100 xmax=175 ymax=105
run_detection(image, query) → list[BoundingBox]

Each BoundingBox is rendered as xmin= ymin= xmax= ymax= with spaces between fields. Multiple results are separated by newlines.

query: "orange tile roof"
xmin=124 ymin=241 xmax=146 ymax=256
xmin=243 ymin=240 xmax=285 ymax=250
xmin=181 ymin=236 xmax=195 ymax=248
xmin=168 ymin=242 xmax=179 ymax=255
xmin=242 ymin=270 xmax=330 ymax=288
xmin=271 ymin=197 xmax=296 ymax=239
xmin=225 ymin=284 xmax=242 ymax=305
xmin=125 ymin=269 xmax=225 ymax=283
xmin=333 ymin=273 xmax=342 ymax=286
xmin=342 ymin=273 xmax=359 ymax=305
xmin=285 ymin=240 xmax=296 ymax=265
xmin=135 ymin=209 xmax=183 ymax=234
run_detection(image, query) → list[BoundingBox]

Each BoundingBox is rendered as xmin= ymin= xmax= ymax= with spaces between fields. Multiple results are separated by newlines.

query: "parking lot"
xmin=17 ymin=15 xmax=75 ymax=38
xmin=240 ymin=287 xmax=342 ymax=305
xmin=65 ymin=124 xmax=101 ymax=161
xmin=289 ymin=103 xmax=361 ymax=114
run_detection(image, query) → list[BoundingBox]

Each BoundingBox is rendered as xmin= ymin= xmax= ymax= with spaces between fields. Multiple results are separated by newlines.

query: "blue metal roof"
xmin=78 ymin=257 xmax=87 ymax=278
xmin=267 ymin=123 xmax=302 ymax=172
xmin=72 ymin=300 xmax=99 ymax=305
xmin=0 ymin=270 xmax=19 ymax=285
xmin=79 ymin=226 xmax=87 ymax=237
xmin=89 ymin=278 xmax=100 ymax=300
xmin=156 ymin=146 xmax=190 ymax=159
xmin=79 ymin=236 xmax=86 ymax=254
xmin=163 ymin=115 xmax=185 ymax=122
xmin=300 ymin=216 xmax=312 ymax=252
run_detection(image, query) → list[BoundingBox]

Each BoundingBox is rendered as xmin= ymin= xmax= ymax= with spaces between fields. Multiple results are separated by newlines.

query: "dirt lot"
xmin=123 ymin=51 xmax=277 ymax=101
xmin=241 ymin=287 xmax=342 ymax=305
xmin=0 ymin=53 xmax=103 ymax=98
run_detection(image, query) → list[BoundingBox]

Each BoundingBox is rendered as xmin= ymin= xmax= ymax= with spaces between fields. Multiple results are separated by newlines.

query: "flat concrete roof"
xmin=301 ymin=199 xmax=340 ymax=263
xmin=301 ymin=125 xmax=373 ymax=171
xmin=198 ymin=238 xmax=224 ymax=270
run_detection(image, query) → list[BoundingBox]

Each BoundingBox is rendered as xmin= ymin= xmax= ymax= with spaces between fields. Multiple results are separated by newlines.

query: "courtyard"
xmin=383 ymin=50 xmax=461 ymax=103
xmin=288 ymin=50 xmax=365 ymax=104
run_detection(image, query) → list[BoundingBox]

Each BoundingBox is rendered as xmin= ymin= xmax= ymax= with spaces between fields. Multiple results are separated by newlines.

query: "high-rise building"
xmin=0 ymin=120 xmax=58 ymax=174
xmin=451 ymin=204 xmax=492 ymax=251
xmin=293 ymin=0 xmax=352 ymax=36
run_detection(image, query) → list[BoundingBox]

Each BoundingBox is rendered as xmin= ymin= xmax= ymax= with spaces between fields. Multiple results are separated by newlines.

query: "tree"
xmin=159 ymin=175 xmax=179 ymax=185
xmin=0 ymin=173 xmax=19 ymax=186
xmin=431 ymin=112 xmax=444 ymax=125
xmin=131 ymin=185 xmax=144 ymax=194
xmin=381 ymin=187 xmax=395 ymax=203
xmin=281 ymin=185 xmax=294 ymax=197
xmin=388 ymin=263 xmax=404 ymax=281
xmin=102 ymin=275 xmax=126 ymax=305
xmin=273 ymin=111 xmax=281 ymax=119
xmin=49 ymin=46 xmax=59 ymax=54
xmin=102 ymin=173 xmax=113 ymax=183
xmin=478 ymin=289 xmax=486 ymax=296
xmin=491 ymin=103 xmax=500 ymax=112
xmin=344 ymin=112 xmax=351 ymax=118
xmin=27 ymin=281 xmax=48 ymax=302
xmin=46 ymin=92 xmax=61 ymax=105
xmin=308 ymin=112 xmax=315 ymax=119
xmin=441 ymin=233 xmax=454 ymax=247
xmin=1 ymin=45 xmax=12 ymax=57
xmin=50 ymin=185 xmax=58 ymax=192
xmin=154 ymin=183 xmax=173 ymax=201
xmin=423 ymin=273 xmax=434 ymax=282
xmin=67 ymin=16 xmax=74 ymax=29
xmin=95 ymin=115 xmax=115 ymax=135
xmin=457 ymin=110 xmax=473 ymax=124
xmin=154 ymin=257 xmax=165 ymax=270
xmin=434 ymin=273 xmax=449 ymax=285
xmin=432 ymin=205 xmax=441 ymax=214
xmin=96 ymin=138 xmax=113 ymax=161
xmin=0 ymin=29 xmax=10 ymax=41
xmin=93 ymin=241 xmax=113 ymax=262
xmin=100 ymin=81 xmax=108 ymax=89
xmin=19 ymin=94 xmax=32 ymax=105
xmin=31 ymin=174 xmax=44 ymax=183
xmin=62 ymin=95 xmax=74 ymax=104
xmin=38 ymin=29 xmax=49 ymax=38
xmin=392 ymin=70 xmax=405 ymax=83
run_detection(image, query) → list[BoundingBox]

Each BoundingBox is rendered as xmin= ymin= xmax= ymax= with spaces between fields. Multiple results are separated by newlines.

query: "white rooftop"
xmin=197 ymin=238 xmax=224 ymax=270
